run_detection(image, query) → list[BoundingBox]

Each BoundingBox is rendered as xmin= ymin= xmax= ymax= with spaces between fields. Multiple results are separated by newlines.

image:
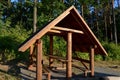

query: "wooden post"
xmin=36 ymin=39 xmax=42 ymax=80
xmin=49 ymin=35 xmax=53 ymax=68
xmin=89 ymin=46 xmax=94 ymax=77
xmin=66 ymin=32 xmax=72 ymax=79
xmin=28 ymin=45 xmax=34 ymax=69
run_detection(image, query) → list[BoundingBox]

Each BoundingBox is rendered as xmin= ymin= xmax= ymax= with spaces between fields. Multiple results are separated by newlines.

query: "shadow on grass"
xmin=0 ymin=60 xmax=120 ymax=80
xmin=0 ymin=60 xmax=21 ymax=80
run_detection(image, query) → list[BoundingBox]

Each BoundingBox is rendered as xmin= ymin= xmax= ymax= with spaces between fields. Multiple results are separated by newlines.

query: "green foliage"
xmin=102 ymin=42 xmax=120 ymax=61
xmin=73 ymin=51 xmax=89 ymax=60
xmin=42 ymin=35 xmax=50 ymax=55
xmin=37 ymin=0 xmax=65 ymax=28
xmin=94 ymin=54 xmax=103 ymax=61
xmin=72 ymin=42 xmax=120 ymax=61
xmin=42 ymin=36 xmax=66 ymax=57
xmin=0 ymin=25 xmax=31 ymax=62
xmin=0 ymin=71 xmax=21 ymax=80
xmin=53 ymin=36 xmax=66 ymax=57
xmin=0 ymin=0 xmax=120 ymax=63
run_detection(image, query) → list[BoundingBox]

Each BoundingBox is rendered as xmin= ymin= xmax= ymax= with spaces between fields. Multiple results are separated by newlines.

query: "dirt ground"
xmin=0 ymin=59 xmax=120 ymax=80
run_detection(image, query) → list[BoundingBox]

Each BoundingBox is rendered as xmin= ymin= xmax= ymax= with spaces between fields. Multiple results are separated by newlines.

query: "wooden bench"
xmin=28 ymin=61 xmax=51 ymax=80
xmin=72 ymin=64 xmax=91 ymax=77
xmin=48 ymin=55 xmax=67 ymax=62
xmin=48 ymin=55 xmax=67 ymax=69
xmin=48 ymin=55 xmax=91 ymax=76
xmin=72 ymin=57 xmax=91 ymax=77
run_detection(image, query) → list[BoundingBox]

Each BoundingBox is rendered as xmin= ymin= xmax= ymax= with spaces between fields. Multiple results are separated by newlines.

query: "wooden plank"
xmin=48 ymin=55 xmax=68 ymax=62
xmin=89 ymin=46 xmax=94 ymax=77
xmin=72 ymin=64 xmax=91 ymax=77
xmin=81 ymin=61 xmax=89 ymax=70
xmin=73 ymin=57 xmax=90 ymax=63
xmin=36 ymin=39 xmax=42 ymax=80
xmin=56 ymin=67 xmax=66 ymax=70
xmin=48 ymin=55 xmax=67 ymax=70
xmin=48 ymin=30 xmax=61 ymax=33
xmin=18 ymin=6 xmax=73 ymax=52
xmin=66 ymin=32 xmax=72 ymax=79
xmin=52 ymin=27 xmax=84 ymax=34
xmin=72 ymin=64 xmax=91 ymax=72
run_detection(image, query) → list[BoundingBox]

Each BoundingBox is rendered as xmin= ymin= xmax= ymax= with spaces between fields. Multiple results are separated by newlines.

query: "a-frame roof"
xmin=18 ymin=6 xmax=107 ymax=56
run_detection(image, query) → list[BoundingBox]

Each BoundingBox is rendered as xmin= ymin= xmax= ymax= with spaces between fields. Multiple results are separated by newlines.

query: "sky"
xmin=11 ymin=0 xmax=17 ymax=2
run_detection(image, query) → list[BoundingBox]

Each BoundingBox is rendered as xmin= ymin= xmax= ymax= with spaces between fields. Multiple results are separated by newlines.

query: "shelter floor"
xmin=19 ymin=64 xmax=120 ymax=80
xmin=0 ymin=60 xmax=120 ymax=80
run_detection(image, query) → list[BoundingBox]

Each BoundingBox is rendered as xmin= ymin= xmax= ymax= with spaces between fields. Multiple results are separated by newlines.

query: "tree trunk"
xmin=104 ymin=15 xmax=108 ymax=41
xmin=94 ymin=8 xmax=99 ymax=38
xmin=81 ymin=5 xmax=84 ymax=18
xmin=33 ymin=0 xmax=37 ymax=33
xmin=111 ymin=0 xmax=117 ymax=45
xmin=61 ymin=0 xmax=64 ymax=3
xmin=108 ymin=0 xmax=113 ymax=42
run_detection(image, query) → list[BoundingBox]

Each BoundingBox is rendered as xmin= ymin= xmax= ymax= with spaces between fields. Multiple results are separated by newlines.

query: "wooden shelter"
xmin=18 ymin=6 xmax=108 ymax=80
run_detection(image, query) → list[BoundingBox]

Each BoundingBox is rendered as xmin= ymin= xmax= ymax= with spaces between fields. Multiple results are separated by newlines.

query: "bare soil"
xmin=0 ymin=58 xmax=120 ymax=80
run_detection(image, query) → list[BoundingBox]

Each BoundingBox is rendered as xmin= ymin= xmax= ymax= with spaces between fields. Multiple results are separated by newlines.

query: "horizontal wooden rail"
xmin=72 ymin=64 xmax=91 ymax=77
xmin=48 ymin=55 xmax=68 ymax=62
xmin=48 ymin=30 xmax=61 ymax=33
xmin=72 ymin=64 xmax=87 ymax=71
xmin=73 ymin=57 xmax=90 ymax=63
xmin=52 ymin=27 xmax=84 ymax=34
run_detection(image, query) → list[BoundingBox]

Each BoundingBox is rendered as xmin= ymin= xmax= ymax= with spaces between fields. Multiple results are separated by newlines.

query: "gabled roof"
xmin=18 ymin=6 xmax=107 ymax=56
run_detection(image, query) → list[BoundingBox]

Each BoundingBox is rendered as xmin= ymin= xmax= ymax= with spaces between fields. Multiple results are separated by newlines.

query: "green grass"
xmin=0 ymin=71 xmax=21 ymax=80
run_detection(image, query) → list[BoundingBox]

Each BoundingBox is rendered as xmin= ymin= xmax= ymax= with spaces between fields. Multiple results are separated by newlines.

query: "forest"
xmin=0 ymin=0 xmax=120 ymax=63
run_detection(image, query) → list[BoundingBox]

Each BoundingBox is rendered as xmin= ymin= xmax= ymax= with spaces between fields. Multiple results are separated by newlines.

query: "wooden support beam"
xmin=18 ymin=8 xmax=70 ymax=52
xmin=66 ymin=32 xmax=72 ymax=79
xmin=28 ymin=45 xmax=34 ymax=70
xmin=30 ymin=45 xmax=33 ymax=57
xmin=49 ymin=35 xmax=53 ymax=68
xmin=89 ymin=46 xmax=94 ymax=77
xmin=48 ymin=55 xmax=68 ymax=62
xmin=48 ymin=30 xmax=61 ymax=34
xmin=36 ymin=39 xmax=42 ymax=80
xmin=52 ymin=27 xmax=84 ymax=34
xmin=42 ymin=65 xmax=51 ymax=80
xmin=81 ymin=61 xmax=89 ymax=70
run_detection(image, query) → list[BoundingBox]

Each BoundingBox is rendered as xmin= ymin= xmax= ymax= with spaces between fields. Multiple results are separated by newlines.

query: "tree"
xmin=33 ymin=0 xmax=37 ymax=33
xmin=111 ymin=0 xmax=118 ymax=45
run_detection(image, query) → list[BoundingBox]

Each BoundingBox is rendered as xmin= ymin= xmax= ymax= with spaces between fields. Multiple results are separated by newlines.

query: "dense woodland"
xmin=0 ymin=0 xmax=120 ymax=63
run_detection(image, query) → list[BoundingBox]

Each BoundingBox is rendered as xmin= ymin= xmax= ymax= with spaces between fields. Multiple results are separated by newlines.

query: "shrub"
xmin=0 ymin=25 xmax=31 ymax=62
xmin=102 ymin=42 xmax=120 ymax=61
xmin=43 ymin=36 xmax=67 ymax=57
